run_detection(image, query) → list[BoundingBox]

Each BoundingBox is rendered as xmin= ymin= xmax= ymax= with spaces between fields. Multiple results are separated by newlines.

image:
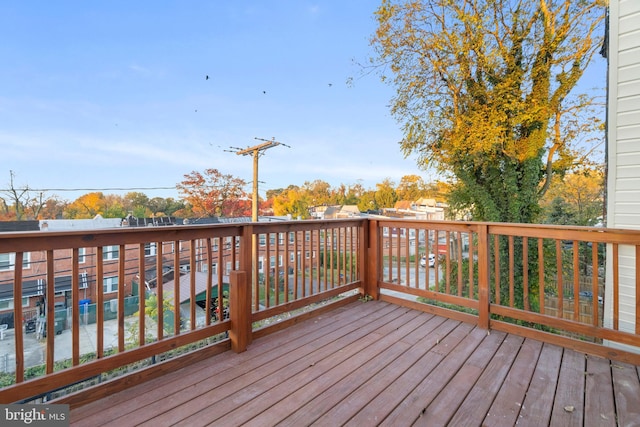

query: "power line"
xmin=0 ymin=180 xmax=269 ymax=195
xmin=0 ymin=186 xmax=178 ymax=193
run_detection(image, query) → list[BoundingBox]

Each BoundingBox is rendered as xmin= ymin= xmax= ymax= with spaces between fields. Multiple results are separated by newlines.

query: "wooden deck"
xmin=69 ymin=300 xmax=640 ymax=427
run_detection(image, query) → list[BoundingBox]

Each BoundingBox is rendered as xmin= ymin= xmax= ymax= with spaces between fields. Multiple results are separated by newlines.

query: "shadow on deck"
xmin=68 ymin=300 xmax=640 ymax=426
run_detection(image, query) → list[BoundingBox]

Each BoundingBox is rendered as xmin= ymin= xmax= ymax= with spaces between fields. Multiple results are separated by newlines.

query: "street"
xmin=0 ymin=318 xmax=122 ymax=374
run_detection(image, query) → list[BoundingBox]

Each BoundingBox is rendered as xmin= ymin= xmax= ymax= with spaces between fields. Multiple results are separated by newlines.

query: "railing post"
xmin=365 ymin=219 xmax=380 ymax=300
xmin=477 ymin=224 xmax=490 ymax=329
xmin=229 ymin=270 xmax=252 ymax=352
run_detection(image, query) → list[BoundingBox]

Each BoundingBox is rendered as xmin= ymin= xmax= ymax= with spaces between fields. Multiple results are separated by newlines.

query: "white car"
xmin=420 ymin=254 xmax=436 ymax=268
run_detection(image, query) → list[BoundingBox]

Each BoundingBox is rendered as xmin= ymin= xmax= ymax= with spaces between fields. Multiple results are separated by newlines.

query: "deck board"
xmin=73 ymin=301 xmax=388 ymax=426
xmin=68 ymin=300 xmax=640 ymax=426
xmin=482 ymin=338 xmax=543 ymax=426
xmin=612 ymin=361 xmax=640 ymax=426
xmin=446 ymin=334 xmax=525 ymax=426
xmin=584 ymin=355 xmax=616 ymax=427
xmin=549 ymin=349 xmax=586 ymax=426
xmin=516 ymin=342 xmax=563 ymax=426
xmin=413 ymin=330 xmax=511 ymax=426
xmin=242 ymin=313 xmax=445 ymax=426
xmin=289 ymin=316 xmax=452 ymax=426
xmin=141 ymin=303 xmax=406 ymax=427
xmin=365 ymin=322 xmax=487 ymax=426
xmin=203 ymin=309 xmax=428 ymax=426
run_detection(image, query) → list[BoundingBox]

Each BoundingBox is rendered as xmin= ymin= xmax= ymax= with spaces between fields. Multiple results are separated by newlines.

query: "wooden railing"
xmin=0 ymin=219 xmax=365 ymax=403
xmin=0 ymin=218 xmax=639 ymax=404
xmin=370 ymin=219 xmax=640 ymax=363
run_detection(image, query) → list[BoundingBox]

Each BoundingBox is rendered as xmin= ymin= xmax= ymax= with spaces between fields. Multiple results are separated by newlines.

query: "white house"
xmin=605 ymin=0 xmax=640 ymax=350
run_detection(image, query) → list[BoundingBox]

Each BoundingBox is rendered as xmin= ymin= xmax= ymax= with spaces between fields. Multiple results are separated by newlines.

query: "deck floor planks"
xmin=612 ymin=361 xmax=640 ymax=426
xmin=481 ymin=338 xmax=543 ymax=427
xmin=355 ymin=323 xmax=493 ymax=426
xmin=238 ymin=315 xmax=443 ymax=426
xmin=212 ymin=309 xmax=433 ymax=426
xmin=584 ymin=355 xmax=617 ymax=427
xmin=446 ymin=334 xmax=527 ymax=426
xmin=66 ymin=300 xmax=640 ymax=427
xmin=284 ymin=316 xmax=457 ymax=426
xmin=549 ymin=348 xmax=587 ymax=426
xmin=516 ymin=343 xmax=564 ymax=426
xmin=139 ymin=303 xmax=412 ymax=427
xmin=412 ymin=331 xmax=514 ymax=426
xmin=73 ymin=300 xmax=391 ymax=426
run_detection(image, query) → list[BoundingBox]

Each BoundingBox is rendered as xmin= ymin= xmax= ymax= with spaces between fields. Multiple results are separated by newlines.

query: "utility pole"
xmin=228 ymin=137 xmax=290 ymax=292
xmin=229 ymin=137 xmax=290 ymax=221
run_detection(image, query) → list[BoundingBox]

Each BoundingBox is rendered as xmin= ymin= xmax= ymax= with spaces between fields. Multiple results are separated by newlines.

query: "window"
xmin=0 ymin=253 xmax=30 ymax=271
xmin=103 ymin=276 xmax=118 ymax=293
xmin=213 ymin=238 xmax=219 ymax=252
xmin=103 ymin=246 xmax=119 ymax=261
xmin=289 ymin=232 xmax=295 ymax=243
xmin=270 ymin=256 xmax=276 ymax=268
xmin=210 ymin=263 xmax=218 ymax=275
xmin=0 ymin=297 xmax=29 ymax=310
xmin=258 ymin=258 xmax=263 ymax=272
xmin=78 ymin=248 xmax=86 ymax=264
xmin=0 ymin=253 xmax=9 ymax=271
xmin=145 ymin=242 xmax=156 ymax=257
xmin=259 ymin=235 xmax=266 ymax=246
xmin=278 ymin=233 xmax=284 ymax=245
xmin=225 ymin=261 xmax=232 ymax=275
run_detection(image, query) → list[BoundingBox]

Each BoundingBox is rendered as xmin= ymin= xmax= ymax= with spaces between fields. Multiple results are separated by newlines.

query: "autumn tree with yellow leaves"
xmin=371 ymin=0 xmax=605 ymax=223
xmin=541 ymin=166 xmax=605 ymax=226
xmin=272 ymin=186 xmax=311 ymax=219
xmin=64 ymin=192 xmax=126 ymax=219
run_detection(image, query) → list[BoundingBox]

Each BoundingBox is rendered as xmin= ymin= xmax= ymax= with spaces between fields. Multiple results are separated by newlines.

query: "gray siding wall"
xmin=605 ymin=0 xmax=640 ymax=348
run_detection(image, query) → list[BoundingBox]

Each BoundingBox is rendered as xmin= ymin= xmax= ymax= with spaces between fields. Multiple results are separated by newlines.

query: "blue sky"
xmin=1 ymin=1 xmax=429 ymax=202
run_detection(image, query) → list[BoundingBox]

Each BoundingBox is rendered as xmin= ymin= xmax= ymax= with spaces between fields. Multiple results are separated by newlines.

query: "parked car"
xmin=578 ymin=291 xmax=604 ymax=304
xmin=420 ymin=254 xmax=436 ymax=268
